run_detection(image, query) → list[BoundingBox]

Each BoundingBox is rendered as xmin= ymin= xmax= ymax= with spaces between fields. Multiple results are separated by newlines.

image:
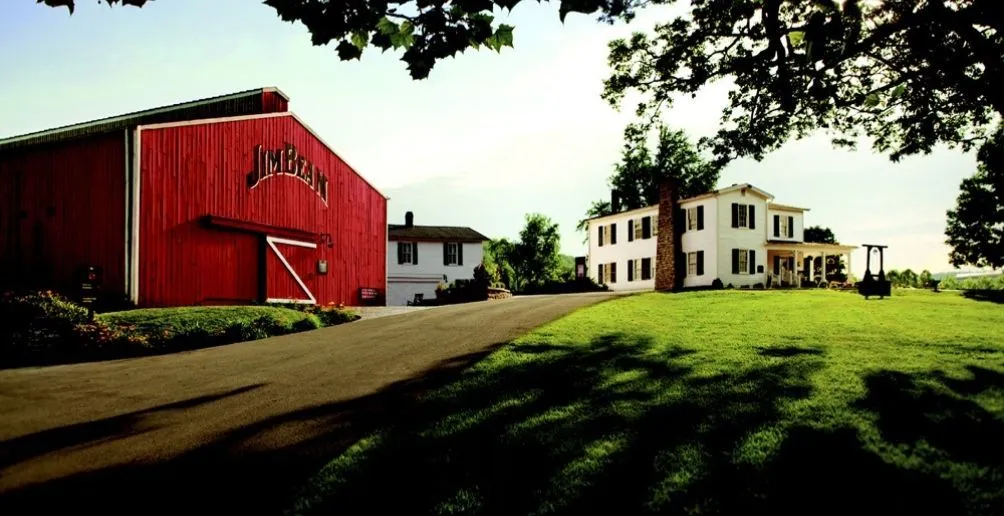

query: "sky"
xmin=0 ymin=0 xmax=982 ymax=277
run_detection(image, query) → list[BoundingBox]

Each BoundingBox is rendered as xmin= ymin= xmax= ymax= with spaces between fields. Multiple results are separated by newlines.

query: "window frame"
xmin=401 ymin=242 xmax=414 ymax=264
xmin=445 ymin=242 xmax=459 ymax=265
xmin=779 ymin=216 xmax=789 ymax=238
xmin=687 ymin=208 xmax=699 ymax=231
xmin=738 ymin=248 xmax=749 ymax=274
xmin=688 ymin=252 xmax=698 ymax=276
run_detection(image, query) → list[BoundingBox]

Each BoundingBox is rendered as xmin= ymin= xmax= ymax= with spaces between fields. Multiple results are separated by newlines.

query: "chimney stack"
xmin=655 ymin=178 xmax=682 ymax=292
xmin=405 ymin=211 xmax=414 ymax=228
xmin=611 ymin=189 xmax=621 ymax=213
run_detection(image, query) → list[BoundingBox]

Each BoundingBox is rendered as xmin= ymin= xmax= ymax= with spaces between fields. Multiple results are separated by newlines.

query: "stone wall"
xmin=655 ymin=179 xmax=681 ymax=291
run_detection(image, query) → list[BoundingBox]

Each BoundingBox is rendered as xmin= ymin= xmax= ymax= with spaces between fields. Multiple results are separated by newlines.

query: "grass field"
xmin=289 ymin=290 xmax=1004 ymax=516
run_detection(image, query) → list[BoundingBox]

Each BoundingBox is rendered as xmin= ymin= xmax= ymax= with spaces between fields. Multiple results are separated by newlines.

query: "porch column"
xmin=846 ymin=251 xmax=853 ymax=283
xmin=821 ymin=252 xmax=828 ymax=284
xmin=808 ymin=253 xmax=815 ymax=282
xmin=794 ymin=250 xmax=801 ymax=287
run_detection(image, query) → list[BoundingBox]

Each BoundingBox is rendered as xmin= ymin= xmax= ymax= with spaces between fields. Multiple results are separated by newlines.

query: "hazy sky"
xmin=0 ymin=1 xmax=979 ymax=276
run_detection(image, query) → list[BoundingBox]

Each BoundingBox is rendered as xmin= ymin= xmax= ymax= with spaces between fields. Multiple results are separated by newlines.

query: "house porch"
xmin=765 ymin=242 xmax=857 ymax=288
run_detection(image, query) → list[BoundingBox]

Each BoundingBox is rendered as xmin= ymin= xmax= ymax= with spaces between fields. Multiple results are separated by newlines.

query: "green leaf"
xmin=788 ymin=31 xmax=804 ymax=47
xmin=891 ymin=84 xmax=906 ymax=98
xmin=864 ymin=93 xmax=880 ymax=108
xmin=494 ymin=24 xmax=514 ymax=48
xmin=390 ymin=30 xmax=415 ymax=49
xmin=351 ymin=31 xmax=369 ymax=50
xmin=376 ymin=17 xmax=398 ymax=36
xmin=400 ymin=20 xmax=414 ymax=36
xmin=336 ymin=40 xmax=363 ymax=61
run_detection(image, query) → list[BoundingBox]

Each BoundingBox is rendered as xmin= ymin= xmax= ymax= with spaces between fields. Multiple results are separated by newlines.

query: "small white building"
xmin=386 ymin=211 xmax=489 ymax=306
xmin=586 ymin=183 xmax=856 ymax=290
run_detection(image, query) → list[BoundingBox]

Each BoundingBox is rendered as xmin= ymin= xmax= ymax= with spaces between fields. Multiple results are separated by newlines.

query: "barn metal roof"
xmin=0 ymin=87 xmax=290 ymax=151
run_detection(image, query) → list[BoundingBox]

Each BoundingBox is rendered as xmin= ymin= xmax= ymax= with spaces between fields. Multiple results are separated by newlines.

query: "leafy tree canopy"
xmin=804 ymin=226 xmax=837 ymax=244
xmin=48 ymin=1 xmax=1003 ymax=164
xmin=512 ymin=213 xmax=563 ymax=290
xmin=577 ymin=123 xmax=719 ymax=232
xmin=946 ymin=128 xmax=1004 ymax=269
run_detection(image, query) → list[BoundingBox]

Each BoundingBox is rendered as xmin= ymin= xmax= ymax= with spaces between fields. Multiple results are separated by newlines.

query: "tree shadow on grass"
xmin=962 ymin=289 xmax=1004 ymax=304
xmin=285 ymin=334 xmax=972 ymax=515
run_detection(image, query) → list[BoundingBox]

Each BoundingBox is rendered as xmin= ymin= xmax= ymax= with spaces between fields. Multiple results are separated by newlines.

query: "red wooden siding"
xmin=261 ymin=91 xmax=289 ymax=114
xmin=0 ymin=132 xmax=126 ymax=296
xmin=138 ymin=114 xmax=386 ymax=307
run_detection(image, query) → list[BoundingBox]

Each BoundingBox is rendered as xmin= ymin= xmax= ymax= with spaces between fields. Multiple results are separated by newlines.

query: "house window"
xmin=732 ymin=248 xmax=756 ymax=275
xmin=603 ymin=262 xmax=617 ymax=283
xmin=445 ymin=242 xmax=459 ymax=265
xmin=398 ymin=242 xmax=417 ymax=265
xmin=732 ymin=203 xmax=756 ymax=230
xmin=779 ymin=216 xmax=789 ymax=238
xmin=642 ymin=257 xmax=652 ymax=280
xmin=738 ymin=248 xmax=748 ymax=273
xmin=635 ymin=220 xmax=643 ymax=240
xmin=634 ymin=259 xmax=642 ymax=281
xmin=651 ymin=216 xmax=658 ymax=236
xmin=688 ymin=252 xmax=698 ymax=275
xmin=687 ymin=208 xmax=698 ymax=230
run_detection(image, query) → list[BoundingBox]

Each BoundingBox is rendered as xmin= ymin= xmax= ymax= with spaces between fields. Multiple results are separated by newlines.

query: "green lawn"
xmin=289 ymin=290 xmax=1004 ymax=516
xmin=99 ymin=305 xmax=319 ymax=336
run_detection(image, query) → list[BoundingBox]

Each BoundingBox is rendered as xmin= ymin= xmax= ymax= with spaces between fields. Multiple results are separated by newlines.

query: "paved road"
xmin=0 ymin=292 xmax=618 ymax=515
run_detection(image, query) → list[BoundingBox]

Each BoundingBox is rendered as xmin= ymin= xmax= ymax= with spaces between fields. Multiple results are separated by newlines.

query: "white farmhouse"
xmin=586 ymin=183 xmax=857 ymax=290
xmin=386 ymin=211 xmax=489 ymax=306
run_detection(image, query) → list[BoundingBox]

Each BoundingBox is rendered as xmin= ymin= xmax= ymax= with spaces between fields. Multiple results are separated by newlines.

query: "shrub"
xmin=519 ymin=277 xmax=609 ymax=296
xmin=727 ymin=283 xmax=735 ymax=289
xmin=753 ymin=282 xmax=765 ymax=290
xmin=711 ymin=279 xmax=724 ymax=290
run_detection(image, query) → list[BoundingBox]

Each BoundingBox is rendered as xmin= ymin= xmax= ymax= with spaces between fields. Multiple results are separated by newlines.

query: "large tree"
xmin=946 ymin=129 xmax=1004 ymax=269
xmin=511 ymin=213 xmax=563 ymax=291
xmin=577 ymin=123 xmax=719 ymax=232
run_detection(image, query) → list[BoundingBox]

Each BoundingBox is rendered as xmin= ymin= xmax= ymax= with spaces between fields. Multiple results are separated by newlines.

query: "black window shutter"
xmin=748 ymin=205 xmax=756 ymax=229
xmin=788 ymin=216 xmax=794 ymax=238
xmin=627 ymin=259 xmax=634 ymax=282
xmin=598 ymin=264 xmax=604 ymax=284
xmin=443 ymin=242 xmax=449 ymax=265
xmin=598 ymin=226 xmax=604 ymax=246
xmin=611 ymin=262 xmax=617 ymax=283
xmin=611 ymin=223 xmax=617 ymax=244
xmin=697 ymin=206 xmax=704 ymax=230
xmin=628 ymin=220 xmax=634 ymax=242
xmin=641 ymin=258 xmax=651 ymax=280
xmin=731 ymin=203 xmax=739 ymax=228
xmin=774 ymin=255 xmax=781 ymax=274
xmin=397 ymin=242 xmax=405 ymax=264
xmin=774 ymin=215 xmax=780 ymax=237
xmin=458 ymin=243 xmax=464 ymax=265
xmin=642 ymin=216 xmax=651 ymax=239
xmin=680 ymin=252 xmax=687 ymax=278
xmin=412 ymin=242 xmax=418 ymax=264
xmin=732 ymin=249 xmax=740 ymax=274
xmin=677 ymin=208 xmax=686 ymax=233
xmin=697 ymin=250 xmax=705 ymax=276
xmin=749 ymin=250 xmax=756 ymax=274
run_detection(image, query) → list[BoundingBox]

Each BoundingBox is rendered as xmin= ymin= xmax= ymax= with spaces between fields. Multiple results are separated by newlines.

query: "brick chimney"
xmin=405 ymin=211 xmax=414 ymax=227
xmin=655 ymin=178 xmax=681 ymax=291
xmin=611 ymin=189 xmax=621 ymax=213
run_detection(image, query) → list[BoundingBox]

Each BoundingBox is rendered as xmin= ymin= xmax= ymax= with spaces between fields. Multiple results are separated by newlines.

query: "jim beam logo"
xmin=246 ymin=143 xmax=329 ymax=204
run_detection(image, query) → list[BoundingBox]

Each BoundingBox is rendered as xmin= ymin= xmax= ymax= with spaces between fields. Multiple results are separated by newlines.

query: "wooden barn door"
xmin=265 ymin=236 xmax=318 ymax=304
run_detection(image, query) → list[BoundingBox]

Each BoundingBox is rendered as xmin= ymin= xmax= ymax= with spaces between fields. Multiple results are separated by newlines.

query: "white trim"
xmin=0 ymin=88 xmax=281 ymax=146
xmin=265 ymin=235 xmax=317 ymax=304
xmin=123 ymin=129 xmax=131 ymax=297
xmin=262 ymin=86 xmax=291 ymax=101
xmin=130 ymin=127 xmax=142 ymax=305
xmin=137 ymin=111 xmax=290 ymax=131
xmin=136 ymin=112 xmax=389 ymax=201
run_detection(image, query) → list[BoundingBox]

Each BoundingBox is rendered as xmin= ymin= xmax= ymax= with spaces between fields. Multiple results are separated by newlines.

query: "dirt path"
xmin=0 ymin=292 xmax=618 ymax=515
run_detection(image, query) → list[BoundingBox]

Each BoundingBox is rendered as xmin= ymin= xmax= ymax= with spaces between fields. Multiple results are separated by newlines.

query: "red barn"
xmin=0 ymin=88 xmax=387 ymax=307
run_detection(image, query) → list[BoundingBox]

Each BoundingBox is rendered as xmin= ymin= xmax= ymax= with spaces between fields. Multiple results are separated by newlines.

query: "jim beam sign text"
xmin=247 ymin=143 xmax=329 ymax=204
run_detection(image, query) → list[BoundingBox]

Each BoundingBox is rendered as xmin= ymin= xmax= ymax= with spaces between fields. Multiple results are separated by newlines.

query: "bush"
xmin=0 ymin=290 xmax=145 ymax=366
xmin=753 ymin=282 xmax=765 ymax=290
xmin=711 ymin=279 xmax=724 ymax=290
xmin=266 ymin=302 xmax=359 ymax=327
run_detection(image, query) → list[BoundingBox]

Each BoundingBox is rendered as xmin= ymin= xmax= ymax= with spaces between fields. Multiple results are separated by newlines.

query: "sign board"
xmin=77 ymin=265 xmax=103 ymax=320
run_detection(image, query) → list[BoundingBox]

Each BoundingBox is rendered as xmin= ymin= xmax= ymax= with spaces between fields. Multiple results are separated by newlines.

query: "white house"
xmin=387 ymin=211 xmax=489 ymax=306
xmin=586 ymin=183 xmax=857 ymax=290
